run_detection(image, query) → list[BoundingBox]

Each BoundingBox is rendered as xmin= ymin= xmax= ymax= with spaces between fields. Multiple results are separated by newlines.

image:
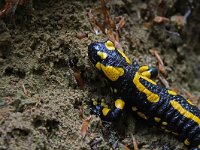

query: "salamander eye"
xmin=97 ymin=51 xmax=108 ymax=60
xmin=105 ymin=41 xmax=115 ymax=50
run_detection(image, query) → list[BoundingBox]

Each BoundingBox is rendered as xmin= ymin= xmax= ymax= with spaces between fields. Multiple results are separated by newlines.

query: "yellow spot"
xmin=95 ymin=62 xmax=101 ymax=70
xmin=184 ymin=139 xmax=190 ymax=146
xmin=132 ymin=106 xmax=138 ymax=111
xmin=105 ymin=41 xmax=115 ymax=50
xmin=154 ymin=117 xmax=161 ymax=122
xmin=115 ymin=99 xmax=125 ymax=109
xmin=101 ymin=64 xmax=124 ymax=81
xmin=137 ymin=112 xmax=147 ymax=120
xmin=170 ymin=100 xmax=200 ymax=125
xmin=141 ymin=71 xmax=151 ymax=78
xmin=102 ymin=108 xmax=110 ymax=116
xmin=162 ymin=122 xmax=168 ymax=125
xmin=139 ymin=66 xmax=149 ymax=72
xmin=97 ymin=51 xmax=108 ymax=60
xmin=117 ymin=49 xmax=131 ymax=64
xmin=168 ymin=90 xmax=177 ymax=95
xmin=133 ymin=72 xmax=159 ymax=103
xmin=94 ymin=63 xmax=124 ymax=81
xmin=113 ymin=88 xmax=117 ymax=93
xmin=198 ymin=145 xmax=200 ymax=149
xmin=187 ymin=99 xmax=194 ymax=105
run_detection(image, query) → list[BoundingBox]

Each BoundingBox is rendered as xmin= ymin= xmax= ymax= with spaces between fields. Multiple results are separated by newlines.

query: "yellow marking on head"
xmin=154 ymin=117 xmax=161 ymax=122
xmin=115 ymin=99 xmax=125 ymax=109
xmin=170 ymin=100 xmax=200 ymax=125
xmin=132 ymin=106 xmax=138 ymax=111
xmin=105 ymin=41 xmax=115 ymax=50
xmin=97 ymin=51 xmax=108 ymax=60
xmin=139 ymin=66 xmax=149 ymax=72
xmin=137 ymin=112 xmax=147 ymax=120
xmin=95 ymin=62 xmax=101 ymax=70
xmin=198 ymin=145 xmax=200 ymax=149
xmin=113 ymin=88 xmax=117 ymax=93
xmin=102 ymin=108 xmax=110 ymax=116
xmin=141 ymin=71 xmax=151 ymax=79
xmin=101 ymin=64 xmax=124 ymax=81
xmin=133 ymin=72 xmax=159 ymax=103
xmin=168 ymin=90 xmax=177 ymax=95
xmin=95 ymin=62 xmax=124 ymax=81
xmin=184 ymin=139 xmax=190 ymax=146
xmin=162 ymin=122 xmax=168 ymax=125
xmin=117 ymin=49 xmax=131 ymax=64
xmin=186 ymin=99 xmax=194 ymax=105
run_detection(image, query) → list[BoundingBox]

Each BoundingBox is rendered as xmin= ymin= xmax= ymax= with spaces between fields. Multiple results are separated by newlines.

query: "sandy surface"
xmin=0 ymin=0 xmax=200 ymax=149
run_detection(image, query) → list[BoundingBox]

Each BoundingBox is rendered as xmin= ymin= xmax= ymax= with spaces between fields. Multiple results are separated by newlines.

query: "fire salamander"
xmin=88 ymin=40 xmax=200 ymax=150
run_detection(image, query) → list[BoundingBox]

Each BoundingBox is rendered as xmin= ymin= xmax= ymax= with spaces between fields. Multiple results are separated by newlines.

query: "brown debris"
xmin=81 ymin=116 xmax=91 ymax=139
xmin=131 ymin=134 xmax=139 ymax=150
xmin=87 ymin=0 xmax=125 ymax=49
xmin=158 ymin=75 xmax=170 ymax=88
xmin=20 ymin=81 xmax=30 ymax=96
xmin=76 ymin=32 xmax=88 ymax=39
xmin=69 ymin=57 xmax=84 ymax=90
xmin=170 ymin=10 xmax=191 ymax=29
xmin=78 ymin=106 xmax=84 ymax=119
xmin=153 ymin=16 xmax=169 ymax=24
xmin=150 ymin=48 xmax=166 ymax=76
xmin=0 ymin=0 xmax=25 ymax=19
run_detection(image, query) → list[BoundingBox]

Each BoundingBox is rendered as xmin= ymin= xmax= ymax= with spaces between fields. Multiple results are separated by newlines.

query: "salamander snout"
xmin=88 ymin=42 xmax=105 ymax=65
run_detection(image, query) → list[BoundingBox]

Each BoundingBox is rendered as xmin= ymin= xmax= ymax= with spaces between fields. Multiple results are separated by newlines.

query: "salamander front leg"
xmin=138 ymin=65 xmax=158 ymax=79
xmin=90 ymin=98 xmax=125 ymax=121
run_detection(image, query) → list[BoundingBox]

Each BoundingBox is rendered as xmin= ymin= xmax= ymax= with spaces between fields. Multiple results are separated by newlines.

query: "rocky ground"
xmin=0 ymin=0 xmax=200 ymax=149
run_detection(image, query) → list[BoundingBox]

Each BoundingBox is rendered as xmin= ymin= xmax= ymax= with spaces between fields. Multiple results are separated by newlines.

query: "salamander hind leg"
xmin=90 ymin=98 xmax=125 ymax=121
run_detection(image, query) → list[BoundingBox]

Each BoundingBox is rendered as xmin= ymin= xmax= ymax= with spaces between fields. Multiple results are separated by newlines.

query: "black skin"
xmin=88 ymin=41 xmax=200 ymax=149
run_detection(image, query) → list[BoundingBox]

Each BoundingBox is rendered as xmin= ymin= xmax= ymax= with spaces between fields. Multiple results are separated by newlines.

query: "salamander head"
xmin=88 ymin=40 xmax=131 ymax=67
xmin=88 ymin=41 xmax=131 ymax=81
xmin=88 ymin=41 xmax=107 ymax=65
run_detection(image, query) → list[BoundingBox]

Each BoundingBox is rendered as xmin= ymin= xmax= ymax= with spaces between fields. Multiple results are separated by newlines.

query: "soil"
xmin=0 ymin=0 xmax=200 ymax=150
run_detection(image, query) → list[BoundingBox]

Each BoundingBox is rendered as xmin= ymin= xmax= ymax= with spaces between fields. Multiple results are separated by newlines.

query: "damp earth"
xmin=0 ymin=0 xmax=200 ymax=149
